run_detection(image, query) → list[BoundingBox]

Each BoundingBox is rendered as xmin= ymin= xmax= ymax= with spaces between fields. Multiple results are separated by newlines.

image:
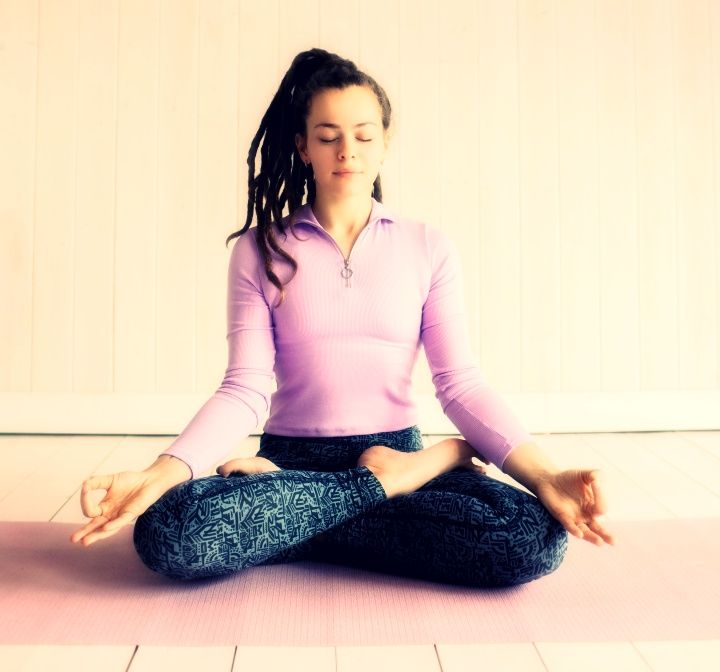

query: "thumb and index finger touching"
xmin=584 ymin=469 xmax=608 ymax=516
xmin=80 ymin=473 xmax=115 ymax=518
xmin=72 ymin=472 xmax=142 ymax=546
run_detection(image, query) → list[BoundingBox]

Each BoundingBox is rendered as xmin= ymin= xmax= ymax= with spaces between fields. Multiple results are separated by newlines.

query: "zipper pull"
xmin=341 ymin=258 xmax=353 ymax=288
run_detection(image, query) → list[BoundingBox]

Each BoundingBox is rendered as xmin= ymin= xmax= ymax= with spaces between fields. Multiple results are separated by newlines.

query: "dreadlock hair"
xmin=224 ymin=48 xmax=393 ymax=308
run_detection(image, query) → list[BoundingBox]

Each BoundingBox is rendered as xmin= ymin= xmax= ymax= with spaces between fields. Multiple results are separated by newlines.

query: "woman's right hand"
xmin=70 ymin=468 xmax=179 ymax=547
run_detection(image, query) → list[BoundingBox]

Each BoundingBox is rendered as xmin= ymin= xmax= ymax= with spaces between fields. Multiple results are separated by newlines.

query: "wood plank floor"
xmin=1 ymin=431 xmax=719 ymax=671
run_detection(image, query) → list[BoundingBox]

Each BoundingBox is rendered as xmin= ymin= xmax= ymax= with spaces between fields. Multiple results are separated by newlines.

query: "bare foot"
xmin=357 ymin=438 xmax=477 ymax=498
xmin=216 ymin=456 xmax=282 ymax=477
xmin=356 ymin=446 xmax=414 ymax=497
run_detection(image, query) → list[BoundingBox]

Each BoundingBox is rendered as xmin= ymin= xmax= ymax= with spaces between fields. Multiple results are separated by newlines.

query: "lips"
xmin=334 ymin=170 xmax=360 ymax=174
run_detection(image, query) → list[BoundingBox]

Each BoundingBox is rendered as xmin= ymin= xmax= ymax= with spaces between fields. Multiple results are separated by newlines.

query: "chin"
xmin=326 ymin=183 xmax=371 ymax=196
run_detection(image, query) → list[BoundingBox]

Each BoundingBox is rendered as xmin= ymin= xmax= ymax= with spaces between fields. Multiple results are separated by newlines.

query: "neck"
xmin=311 ymin=193 xmax=373 ymax=236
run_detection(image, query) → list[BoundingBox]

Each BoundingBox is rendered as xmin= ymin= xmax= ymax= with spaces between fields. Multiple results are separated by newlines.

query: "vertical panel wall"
xmin=1 ymin=0 xmax=719 ymax=436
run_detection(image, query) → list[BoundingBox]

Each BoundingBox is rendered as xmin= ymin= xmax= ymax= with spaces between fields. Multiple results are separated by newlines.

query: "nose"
xmin=338 ymin=137 xmax=356 ymax=160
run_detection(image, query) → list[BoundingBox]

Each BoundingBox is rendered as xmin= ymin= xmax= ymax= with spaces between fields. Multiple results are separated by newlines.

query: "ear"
xmin=382 ymin=125 xmax=393 ymax=154
xmin=295 ymin=133 xmax=308 ymax=162
xmin=379 ymin=129 xmax=391 ymax=164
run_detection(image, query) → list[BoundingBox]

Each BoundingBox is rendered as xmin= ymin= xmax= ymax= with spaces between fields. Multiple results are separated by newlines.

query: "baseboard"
xmin=0 ymin=390 xmax=718 ymax=435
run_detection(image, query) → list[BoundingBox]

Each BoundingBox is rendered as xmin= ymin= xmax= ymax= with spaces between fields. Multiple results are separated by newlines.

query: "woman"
xmin=71 ymin=48 xmax=614 ymax=588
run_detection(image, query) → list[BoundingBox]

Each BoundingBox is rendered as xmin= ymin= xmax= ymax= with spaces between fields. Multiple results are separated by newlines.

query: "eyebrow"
xmin=313 ymin=122 xmax=378 ymax=129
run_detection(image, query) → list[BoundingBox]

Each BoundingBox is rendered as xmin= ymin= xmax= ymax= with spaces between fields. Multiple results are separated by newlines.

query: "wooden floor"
xmin=1 ymin=430 xmax=719 ymax=671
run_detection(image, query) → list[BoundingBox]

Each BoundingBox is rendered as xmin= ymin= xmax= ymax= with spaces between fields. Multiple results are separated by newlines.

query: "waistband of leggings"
xmin=260 ymin=425 xmax=421 ymax=446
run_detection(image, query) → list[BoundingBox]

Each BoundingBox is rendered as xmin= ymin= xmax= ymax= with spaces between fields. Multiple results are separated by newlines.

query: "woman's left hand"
xmin=533 ymin=469 xmax=616 ymax=546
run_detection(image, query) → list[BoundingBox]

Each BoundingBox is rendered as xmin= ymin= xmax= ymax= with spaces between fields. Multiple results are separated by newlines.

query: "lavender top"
xmin=161 ymin=197 xmax=533 ymax=479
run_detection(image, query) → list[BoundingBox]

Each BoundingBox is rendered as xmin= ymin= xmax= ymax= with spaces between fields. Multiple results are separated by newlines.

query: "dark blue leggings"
xmin=133 ymin=426 xmax=568 ymax=587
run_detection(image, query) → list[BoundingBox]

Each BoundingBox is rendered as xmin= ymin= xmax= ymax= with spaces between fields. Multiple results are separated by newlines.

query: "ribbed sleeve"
xmin=420 ymin=229 xmax=534 ymax=471
xmin=159 ymin=229 xmax=276 ymax=479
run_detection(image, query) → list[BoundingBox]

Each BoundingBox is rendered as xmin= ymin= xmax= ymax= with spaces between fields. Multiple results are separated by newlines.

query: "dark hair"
xmin=225 ymin=48 xmax=392 ymax=308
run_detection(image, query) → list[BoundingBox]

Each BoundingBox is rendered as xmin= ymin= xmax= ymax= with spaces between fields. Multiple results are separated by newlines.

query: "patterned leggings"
xmin=133 ymin=426 xmax=568 ymax=587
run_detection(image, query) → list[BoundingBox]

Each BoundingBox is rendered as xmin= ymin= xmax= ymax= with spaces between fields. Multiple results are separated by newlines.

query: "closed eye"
xmin=319 ymin=138 xmax=372 ymax=143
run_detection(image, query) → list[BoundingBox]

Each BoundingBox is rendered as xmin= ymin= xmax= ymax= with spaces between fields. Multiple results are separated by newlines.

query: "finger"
xmin=586 ymin=518 xmax=616 ymax=546
xmin=101 ymin=511 xmax=138 ymax=534
xmin=81 ymin=513 xmax=135 ymax=546
xmin=577 ymin=522 xmax=604 ymax=546
xmin=70 ymin=515 xmax=109 ymax=544
xmin=79 ymin=474 xmax=113 ymax=517
xmin=559 ymin=515 xmax=586 ymax=540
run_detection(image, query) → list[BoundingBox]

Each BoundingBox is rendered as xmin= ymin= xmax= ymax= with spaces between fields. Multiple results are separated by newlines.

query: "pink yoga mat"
xmin=1 ymin=519 xmax=718 ymax=645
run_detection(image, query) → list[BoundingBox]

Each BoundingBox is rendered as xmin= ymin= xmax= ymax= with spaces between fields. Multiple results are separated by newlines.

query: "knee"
xmin=132 ymin=486 xmax=199 ymax=581
xmin=496 ymin=505 xmax=569 ymax=587
xmin=133 ymin=476 xmax=250 ymax=581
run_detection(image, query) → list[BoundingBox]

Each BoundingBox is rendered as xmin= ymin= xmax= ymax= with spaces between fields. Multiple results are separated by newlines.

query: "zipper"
xmin=311 ymin=222 xmax=372 ymax=288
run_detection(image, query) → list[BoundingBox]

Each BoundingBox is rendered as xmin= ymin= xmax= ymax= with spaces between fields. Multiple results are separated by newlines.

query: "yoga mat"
xmin=1 ymin=519 xmax=718 ymax=645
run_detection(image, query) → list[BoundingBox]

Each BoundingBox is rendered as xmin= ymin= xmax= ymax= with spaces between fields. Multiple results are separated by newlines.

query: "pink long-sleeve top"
xmin=160 ymin=197 xmax=534 ymax=479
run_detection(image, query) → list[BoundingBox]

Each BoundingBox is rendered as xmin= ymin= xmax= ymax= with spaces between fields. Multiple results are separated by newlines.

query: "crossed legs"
xmin=133 ymin=429 xmax=568 ymax=587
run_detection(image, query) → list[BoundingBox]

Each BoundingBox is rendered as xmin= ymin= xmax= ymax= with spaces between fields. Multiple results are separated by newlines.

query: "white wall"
xmin=1 ymin=0 xmax=719 ymax=435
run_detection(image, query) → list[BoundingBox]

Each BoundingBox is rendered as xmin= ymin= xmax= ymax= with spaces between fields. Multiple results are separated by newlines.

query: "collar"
xmin=290 ymin=196 xmax=397 ymax=229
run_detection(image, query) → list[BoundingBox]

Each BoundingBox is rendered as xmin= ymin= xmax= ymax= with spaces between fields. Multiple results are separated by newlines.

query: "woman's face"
xmin=295 ymin=85 xmax=389 ymax=200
